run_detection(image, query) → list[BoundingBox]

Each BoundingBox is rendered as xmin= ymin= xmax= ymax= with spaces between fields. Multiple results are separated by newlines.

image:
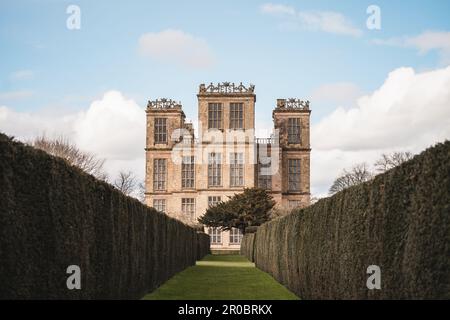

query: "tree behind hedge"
xmin=198 ymin=188 xmax=275 ymax=233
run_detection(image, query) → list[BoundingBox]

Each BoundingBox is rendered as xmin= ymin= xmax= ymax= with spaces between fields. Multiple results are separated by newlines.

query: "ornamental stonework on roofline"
xmin=198 ymin=82 xmax=255 ymax=95
xmin=147 ymin=98 xmax=182 ymax=109
xmin=276 ymin=98 xmax=310 ymax=111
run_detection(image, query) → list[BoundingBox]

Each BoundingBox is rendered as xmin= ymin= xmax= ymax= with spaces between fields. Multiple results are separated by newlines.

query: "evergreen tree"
xmin=198 ymin=188 xmax=275 ymax=233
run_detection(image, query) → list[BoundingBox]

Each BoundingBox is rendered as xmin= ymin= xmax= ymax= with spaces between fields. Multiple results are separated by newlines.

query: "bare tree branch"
xmin=137 ymin=181 xmax=146 ymax=203
xmin=30 ymin=135 xmax=107 ymax=181
xmin=113 ymin=171 xmax=137 ymax=196
xmin=329 ymin=163 xmax=373 ymax=195
xmin=374 ymin=151 xmax=413 ymax=173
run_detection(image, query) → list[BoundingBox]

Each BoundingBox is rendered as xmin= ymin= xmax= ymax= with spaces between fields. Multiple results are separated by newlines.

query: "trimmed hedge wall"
xmin=241 ymin=141 xmax=450 ymax=299
xmin=0 ymin=134 xmax=210 ymax=299
xmin=240 ymin=232 xmax=256 ymax=262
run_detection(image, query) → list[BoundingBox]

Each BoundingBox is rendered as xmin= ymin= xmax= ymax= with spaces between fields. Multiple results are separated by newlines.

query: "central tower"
xmin=197 ymin=82 xmax=256 ymax=135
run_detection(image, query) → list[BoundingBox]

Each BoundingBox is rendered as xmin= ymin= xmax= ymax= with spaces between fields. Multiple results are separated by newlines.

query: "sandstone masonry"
xmin=145 ymin=82 xmax=311 ymax=252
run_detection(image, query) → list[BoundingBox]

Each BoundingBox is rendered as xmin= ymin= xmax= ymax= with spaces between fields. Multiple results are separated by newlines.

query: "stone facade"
xmin=145 ymin=83 xmax=311 ymax=252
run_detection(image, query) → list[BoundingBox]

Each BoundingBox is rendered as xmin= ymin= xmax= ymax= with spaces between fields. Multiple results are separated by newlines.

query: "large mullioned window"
xmin=181 ymin=156 xmax=195 ymax=189
xmin=258 ymin=161 xmax=272 ymax=190
xmin=287 ymin=118 xmax=301 ymax=144
xmin=208 ymin=103 xmax=222 ymax=129
xmin=208 ymin=152 xmax=222 ymax=187
xmin=208 ymin=196 xmax=222 ymax=207
xmin=153 ymin=199 xmax=166 ymax=213
xmin=288 ymin=159 xmax=301 ymax=192
xmin=229 ymin=228 xmax=243 ymax=244
xmin=181 ymin=198 xmax=195 ymax=220
xmin=153 ymin=159 xmax=167 ymax=191
xmin=208 ymin=228 xmax=222 ymax=244
xmin=230 ymin=153 xmax=244 ymax=187
xmin=154 ymin=118 xmax=167 ymax=144
xmin=230 ymin=103 xmax=243 ymax=129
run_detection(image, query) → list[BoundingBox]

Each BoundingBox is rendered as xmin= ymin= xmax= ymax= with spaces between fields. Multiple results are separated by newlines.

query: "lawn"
xmin=142 ymin=255 xmax=299 ymax=300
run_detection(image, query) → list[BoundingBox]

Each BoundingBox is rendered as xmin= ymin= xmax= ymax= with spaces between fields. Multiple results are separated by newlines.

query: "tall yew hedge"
xmin=241 ymin=141 xmax=450 ymax=299
xmin=0 ymin=134 xmax=210 ymax=299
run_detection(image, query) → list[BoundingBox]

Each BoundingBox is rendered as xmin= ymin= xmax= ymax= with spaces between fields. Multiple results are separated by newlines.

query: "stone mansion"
xmin=145 ymin=82 xmax=311 ymax=252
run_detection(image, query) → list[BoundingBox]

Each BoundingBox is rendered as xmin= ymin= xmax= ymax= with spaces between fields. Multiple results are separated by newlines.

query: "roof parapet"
xmin=198 ymin=82 xmax=255 ymax=95
xmin=147 ymin=98 xmax=182 ymax=109
xmin=276 ymin=98 xmax=310 ymax=110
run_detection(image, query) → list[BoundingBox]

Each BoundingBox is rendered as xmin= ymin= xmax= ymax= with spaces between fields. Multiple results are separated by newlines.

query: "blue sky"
xmin=1 ymin=0 xmax=449 ymax=120
xmin=1 ymin=1 xmax=449 ymax=196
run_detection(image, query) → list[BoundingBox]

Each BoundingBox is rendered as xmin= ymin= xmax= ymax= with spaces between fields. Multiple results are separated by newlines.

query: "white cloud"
xmin=311 ymin=66 xmax=450 ymax=197
xmin=74 ymin=91 xmax=145 ymax=160
xmin=373 ymin=31 xmax=450 ymax=65
xmin=310 ymin=82 xmax=364 ymax=107
xmin=260 ymin=3 xmax=295 ymax=16
xmin=0 ymin=90 xmax=34 ymax=101
xmin=138 ymin=29 xmax=215 ymax=69
xmin=311 ymin=148 xmax=382 ymax=197
xmin=260 ymin=3 xmax=362 ymax=37
xmin=10 ymin=70 xmax=34 ymax=81
xmin=0 ymin=91 xmax=146 ymax=182
xmin=2 ymin=67 xmax=449 ymax=199
xmin=0 ymin=105 xmax=78 ymax=139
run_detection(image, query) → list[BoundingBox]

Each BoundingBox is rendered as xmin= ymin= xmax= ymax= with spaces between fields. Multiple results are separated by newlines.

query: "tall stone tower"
xmin=145 ymin=98 xmax=193 ymax=214
xmin=272 ymin=98 xmax=311 ymax=208
xmin=196 ymin=82 xmax=257 ymax=192
xmin=197 ymin=82 xmax=256 ymax=137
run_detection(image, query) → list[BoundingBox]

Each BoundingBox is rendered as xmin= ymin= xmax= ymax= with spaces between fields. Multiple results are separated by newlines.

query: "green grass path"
xmin=142 ymin=255 xmax=299 ymax=300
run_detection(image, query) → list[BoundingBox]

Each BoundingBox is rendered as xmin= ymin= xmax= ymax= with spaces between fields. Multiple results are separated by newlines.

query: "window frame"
xmin=287 ymin=118 xmax=301 ymax=144
xmin=230 ymin=152 xmax=244 ymax=187
xmin=288 ymin=159 xmax=301 ymax=192
xmin=153 ymin=199 xmax=166 ymax=213
xmin=208 ymin=103 xmax=223 ymax=129
xmin=229 ymin=228 xmax=243 ymax=244
xmin=208 ymin=152 xmax=222 ymax=187
xmin=208 ymin=196 xmax=222 ymax=208
xmin=181 ymin=156 xmax=195 ymax=189
xmin=229 ymin=102 xmax=244 ymax=129
xmin=257 ymin=155 xmax=272 ymax=190
xmin=181 ymin=198 xmax=195 ymax=220
xmin=153 ymin=159 xmax=167 ymax=191
xmin=258 ymin=162 xmax=272 ymax=190
xmin=154 ymin=118 xmax=167 ymax=144
xmin=208 ymin=227 xmax=222 ymax=244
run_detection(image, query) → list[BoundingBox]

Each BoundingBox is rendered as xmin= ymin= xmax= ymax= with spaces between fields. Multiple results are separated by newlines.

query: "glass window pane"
xmin=288 ymin=118 xmax=301 ymax=144
xmin=288 ymin=159 xmax=301 ymax=191
xmin=182 ymin=156 xmax=195 ymax=188
xmin=153 ymin=159 xmax=167 ymax=191
xmin=208 ymin=103 xmax=222 ymax=129
xmin=230 ymin=152 xmax=244 ymax=187
xmin=230 ymin=103 xmax=243 ymax=129
xmin=208 ymin=153 xmax=222 ymax=186
xmin=154 ymin=118 xmax=167 ymax=144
